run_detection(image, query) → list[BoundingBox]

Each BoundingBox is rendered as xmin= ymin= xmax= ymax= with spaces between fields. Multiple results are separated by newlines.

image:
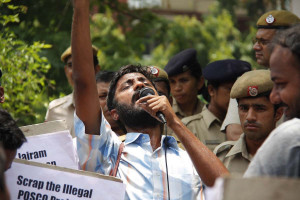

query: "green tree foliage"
xmin=2 ymin=0 xmax=74 ymax=96
xmin=90 ymin=3 xmax=169 ymax=70
xmin=0 ymin=0 xmax=53 ymax=125
xmin=90 ymin=3 xmax=256 ymax=70
xmin=90 ymin=11 xmax=140 ymax=70
xmin=0 ymin=0 xmax=261 ymax=125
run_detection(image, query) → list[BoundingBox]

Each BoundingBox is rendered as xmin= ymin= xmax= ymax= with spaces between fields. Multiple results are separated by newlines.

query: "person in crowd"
xmin=0 ymin=109 xmax=27 ymax=199
xmin=0 ymin=109 xmax=26 ymax=171
xmin=164 ymin=48 xmax=205 ymax=119
xmin=221 ymin=10 xmax=300 ymax=141
xmin=0 ymin=69 xmax=4 ymax=103
xmin=45 ymin=46 xmax=100 ymax=137
xmin=214 ymin=70 xmax=283 ymax=174
xmin=148 ymin=66 xmax=173 ymax=104
xmin=95 ymin=70 xmax=126 ymax=136
xmin=0 ymin=143 xmax=10 ymax=200
xmin=244 ymin=24 xmax=300 ymax=178
xmin=181 ymin=59 xmax=250 ymax=151
xmin=71 ymin=1 xmax=229 ymax=199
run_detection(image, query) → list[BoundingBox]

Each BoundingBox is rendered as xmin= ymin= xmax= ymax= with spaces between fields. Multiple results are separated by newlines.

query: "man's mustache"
xmin=244 ymin=121 xmax=261 ymax=127
xmin=131 ymin=89 xmax=142 ymax=104
xmin=277 ymin=102 xmax=288 ymax=108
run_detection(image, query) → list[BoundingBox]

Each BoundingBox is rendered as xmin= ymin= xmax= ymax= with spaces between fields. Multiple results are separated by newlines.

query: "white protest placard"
xmin=17 ymin=121 xmax=79 ymax=169
xmin=6 ymin=159 xmax=125 ymax=200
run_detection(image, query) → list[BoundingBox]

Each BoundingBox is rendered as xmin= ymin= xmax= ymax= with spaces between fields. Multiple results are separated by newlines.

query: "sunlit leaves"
xmin=0 ymin=0 xmax=53 ymax=125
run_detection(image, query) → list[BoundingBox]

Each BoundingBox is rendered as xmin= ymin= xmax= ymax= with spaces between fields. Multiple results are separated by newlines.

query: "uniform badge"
xmin=248 ymin=86 xmax=258 ymax=96
xmin=149 ymin=66 xmax=159 ymax=77
xmin=266 ymin=14 xmax=275 ymax=24
xmin=182 ymin=65 xmax=189 ymax=72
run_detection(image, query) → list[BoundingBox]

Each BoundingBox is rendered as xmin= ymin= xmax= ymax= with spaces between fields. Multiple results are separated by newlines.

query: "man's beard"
xmin=284 ymin=93 xmax=300 ymax=120
xmin=115 ymin=102 xmax=160 ymax=130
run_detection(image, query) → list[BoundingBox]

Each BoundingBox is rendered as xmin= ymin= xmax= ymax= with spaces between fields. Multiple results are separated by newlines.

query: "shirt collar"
xmin=225 ymin=133 xmax=252 ymax=161
xmin=124 ymin=132 xmax=179 ymax=151
xmin=172 ymin=97 xmax=203 ymax=119
xmin=162 ymin=135 xmax=179 ymax=151
xmin=202 ymin=105 xmax=221 ymax=128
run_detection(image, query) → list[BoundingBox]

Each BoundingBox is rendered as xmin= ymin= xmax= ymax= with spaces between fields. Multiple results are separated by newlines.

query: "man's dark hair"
xmin=95 ymin=70 xmax=115 ymax=83
xmin=271 ymin=24 xmax=300 ymax=67
xmin=107 ymin=64 xmax=155 ymax=111
xmin=205 ymin=80 xmax=236 ymax=102
xmin=0 ymin=109 xmax=26 ymax=150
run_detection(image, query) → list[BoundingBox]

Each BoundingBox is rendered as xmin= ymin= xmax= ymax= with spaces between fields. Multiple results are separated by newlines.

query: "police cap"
xmin=61 ymin=45 xmax=99 ymax=63
xmin=203 ymin=59 xmax=251 ymax=83
xmin=257 ymin=10 xmax=300 ymax=29
xmin=164 ymin=48 xmax=201 ymax=76
xmin=148 ymin=66 xmax=168 ymax=80
xmin=230 ymin=70 xmax=273 ymax=99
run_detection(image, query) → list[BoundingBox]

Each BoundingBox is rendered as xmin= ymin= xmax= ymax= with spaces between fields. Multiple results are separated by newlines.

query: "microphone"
xmin=139 ymin=87 xmax=167 ymax=124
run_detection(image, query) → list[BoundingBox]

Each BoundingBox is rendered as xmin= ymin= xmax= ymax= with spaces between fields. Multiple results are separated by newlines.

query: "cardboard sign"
xmin=17 ymin=121 xmax=79 ymax=169
xmin=205 ymin=176 xmax=300 ymax=200
xmin=20 ymin=120 xmax=69 ymax=137
xmin=6 ymin=159 xmax=125 ymax=200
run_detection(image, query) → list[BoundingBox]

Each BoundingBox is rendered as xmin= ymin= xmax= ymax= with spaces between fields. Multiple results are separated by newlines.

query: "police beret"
xmin=257 ymin=10 xmax=300 ymax=29
xmin=203 ymin=59 xmax=251 ymax=82
xmin=164 ymin=48 xmax=201 ymax=76
xmin=148 ymin=66 xmax=168 ymax=80
xmin=61 ymin=45 xmax=99 ymax=63
xmin=230 ymin=70 xmax=273 ymax=99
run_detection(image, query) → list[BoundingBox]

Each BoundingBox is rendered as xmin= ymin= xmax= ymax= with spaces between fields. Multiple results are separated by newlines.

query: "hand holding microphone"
xmin=139 ymin=87 xmax=167 ymax=124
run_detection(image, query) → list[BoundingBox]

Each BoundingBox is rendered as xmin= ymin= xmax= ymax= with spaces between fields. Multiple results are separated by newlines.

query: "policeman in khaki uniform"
xmin=164 ymin=49 xmax=205 ymax=119
xmin=45 ymin=46 xmax=100 ymax=137
xmin=182 ymin=59 xmax=251 ymax=151
xmin=221 ymin=10 xmax=300 ymax=141
xmin=214 ymin=70 xmax=283 ymax=174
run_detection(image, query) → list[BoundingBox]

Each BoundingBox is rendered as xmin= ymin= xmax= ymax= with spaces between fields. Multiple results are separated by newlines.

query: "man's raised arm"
xmin=72 ymin=0 xmax=101 ymax=135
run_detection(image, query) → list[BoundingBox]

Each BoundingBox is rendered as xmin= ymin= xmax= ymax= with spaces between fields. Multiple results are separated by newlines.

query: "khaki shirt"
xmin=214 ymin=133 xmax=252 ymax=174
xmin=181 ymin=106 xmax=225 ymax=151
xmin=45 ymin=93 xmax=75 ymax=137
xmin=172 ymin=97 xmax=204 ymax=119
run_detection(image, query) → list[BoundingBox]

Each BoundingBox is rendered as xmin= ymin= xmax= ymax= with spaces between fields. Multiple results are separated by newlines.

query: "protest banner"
xmin=17 ymin=120 xmax=79 ymax=169
xmin=6 ymin=159 xmax=125 ymax=200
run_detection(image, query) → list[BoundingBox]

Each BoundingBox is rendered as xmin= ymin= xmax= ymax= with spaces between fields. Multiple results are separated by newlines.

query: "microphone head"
xmin=139 ymin=87 xmax=155 ymax=98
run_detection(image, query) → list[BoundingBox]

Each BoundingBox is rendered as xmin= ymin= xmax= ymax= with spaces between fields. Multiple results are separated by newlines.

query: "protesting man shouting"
xmin=71 ymin=0 xmax=228 ymax=199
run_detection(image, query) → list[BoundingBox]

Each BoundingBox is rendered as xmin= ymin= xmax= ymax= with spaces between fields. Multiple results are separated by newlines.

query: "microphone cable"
xmin=163 ymin=121 xmax=170 ymax=200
